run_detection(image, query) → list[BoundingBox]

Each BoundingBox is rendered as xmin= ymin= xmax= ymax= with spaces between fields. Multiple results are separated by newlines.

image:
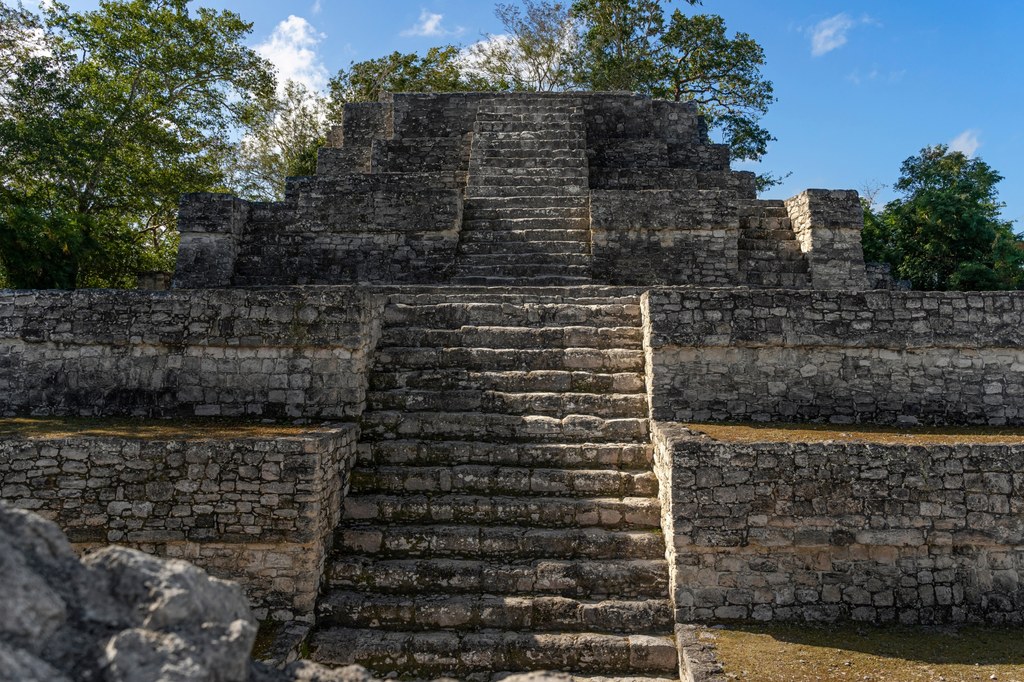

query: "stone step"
xmin=308 ymin=628 xmax=678 ymax=677
xmin=739 ymin=202 xmax=787 ymax=217
xmin=341 ymin=494 xmax=661 ymax=531
xmin=463 ymin=206 xmax=589 ymax=221
xmin=366 ymin=390 xmax=648 ymax=419
xmin=473 ymin=115 xmax=585 ymax=127
xmin=350 ymin=465 xmax=658 ymax=497
xmin=466 ymin=185 xmax=589 ymax=198
xmin=370 ymin=369 xmax=645 ymax=395
xmin=335 ymin=525 xmax=666 ymax=560
xmin=470 ymin=174 xmax=590 ymax=188
xmin=467 ymin=195 xmax=590 ymax=209
xmin=741 ymin=226 xmax=794 ymax=239
xmin=470 ymin=157 xmax=588 ymax=171
xmin=474 ymin=147 xmax=586 ymax=160
xmin=462 ymin=217 xmax=591 ymax=231
xmin=475 ymin=144 xmax=589 ymax=157
xmin=740 ymin=259 xmax=809 ymax=274
xmin=372 ymin=347 xmax=643 ymax=372
xmin=374 ymin=346 xmax=638 ymax=372
xmin=743 ymin=271 xmax=812 ymax=288
xmin=382 ymin=290 xmax=642 ymax=305
xmin=477 ymin=107 xmax=583 ymax=117
xmin=356 ymin=441 xmax=655 ymax=470
xmin=460 ymin=228 xmax=591 ymax=243
xmin=317 ymin=593 xmax=673 ymax=634
xmin=378 ymin=325 xmax=641 ymax=350
xmin=455 ymin=253 xmax=592 ymax=268
xmin=382 ymin=302 xmax=641 ymax=329
xmin=451 ymin=275 xmax=595 ymax=286
xmin=737 ymin=237 xmax=802 ymax=250
xmin=741 ymin=248 xmax=802 ymax=261
xmin=458 ymin=240 xmax=590 ymax=255
xmin=454 ymin=264 xmax=593 ymax=280
xmin=470 ymin=166 xmax=588 ymax=179
xmin=326 ymin=556 xmax=669 ymax=597
xmin=359 ymin=411 xmax=648 ymax=443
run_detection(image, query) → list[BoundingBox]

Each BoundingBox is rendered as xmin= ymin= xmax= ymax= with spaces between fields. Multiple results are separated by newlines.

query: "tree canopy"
xmin=570 ymin=0 xmax=773 ymax=169
xmin=862 ymin=145 xmax=1023 ymax=291
xmin=0 ymin=0 xmax=273 ymax=288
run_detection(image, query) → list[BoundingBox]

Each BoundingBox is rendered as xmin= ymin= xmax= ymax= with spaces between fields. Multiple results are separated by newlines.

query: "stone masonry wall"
xmin=0 ymin=287 xmax=385 ymax=419
xmin=652 ymin=422 xmax=1024 ymax=624
xmin=591 ymin=190 xmax=740 ymax=285
xmin=645 ymin=289 xmax=1024 ymax=425
xmin=0 ymin=425 xmax=359 ymax=621
xmin=785 ymin=189 xmax=868 ymax=289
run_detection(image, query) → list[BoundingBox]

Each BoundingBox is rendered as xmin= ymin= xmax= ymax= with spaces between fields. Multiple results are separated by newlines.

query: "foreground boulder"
xmin=0 ymin=501 xmax=256 ymax=682
xmin=0 ymin=502 xmax=573 ymax=682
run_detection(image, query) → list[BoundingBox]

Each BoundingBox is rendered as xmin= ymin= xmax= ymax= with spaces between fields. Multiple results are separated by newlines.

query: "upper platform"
xmin=173 ymin=92 xmax=868 ymax=290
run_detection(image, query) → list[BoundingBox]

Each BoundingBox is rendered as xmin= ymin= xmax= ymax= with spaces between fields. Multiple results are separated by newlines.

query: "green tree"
xmin=570 ymin=0 xmax=672 ymax=92
xmin=231 ymin=80 xmax=329 ymax=201
xmin=657 ymin=12 xmax=772 ymax=164
xmin=863 ymin=145 xmax=1023 ymax=291
xmin=570 ymin=0 xmax=774 ymax=174
xmin=0 ymin=0 xmax=274 ymax=289
xmin=465 ymin=1 xmax=579 ymax=92
xmin=330 ymin=46 xmax=491 ymax=104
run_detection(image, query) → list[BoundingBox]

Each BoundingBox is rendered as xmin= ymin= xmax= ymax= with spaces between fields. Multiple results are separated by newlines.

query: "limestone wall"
xmin=645 ymin=289 xmax=1024 ymax=425
xmin=0 ymin=426 xmax=359 ymax=621
xmin=591 ymin=189 xmax=740 ymax=285
xmin=0 ymin=287 xmax=385 ymax=419
xmin=652 ymin=422 xmax=1024 ymax=624
xmin=785 ymin=189 xmax=868 ymax=289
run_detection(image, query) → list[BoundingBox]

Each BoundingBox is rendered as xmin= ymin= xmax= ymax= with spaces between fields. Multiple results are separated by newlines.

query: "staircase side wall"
xmin=0 ymin=287 xmax=385 ymax=419
xmin=591 ymin=190 xmax=740 ymax=285
xmin=652 ymin=421 xmax=1024 ymax=624
xmin=0 ymin=425 xmax=358 ymax=622
xmin=645 ymin=288 xmax=1024 ymax=425
xmin=231 ymin=176 xmax=464 ymax=285
xmin=785 ymin=189 xmax=869 ymax=289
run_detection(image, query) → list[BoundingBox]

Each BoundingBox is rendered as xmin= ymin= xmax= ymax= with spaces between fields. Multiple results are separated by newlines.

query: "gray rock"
xmin=0 ymin=502 xmax=257 ymax=682
xmin=0 ymin=546 xmax=67 ymax=652
xmin=0 ymin=641 xmax=72 ymax=682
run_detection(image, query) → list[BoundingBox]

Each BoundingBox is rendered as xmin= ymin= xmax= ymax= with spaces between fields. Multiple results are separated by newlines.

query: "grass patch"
xmin=687 ymin=422 xmax=1024 ymax=446
xmin=709 ymin=623 xmax=1024 ymax=681
xmin=0 ymin=417 xmax=334 ymax=440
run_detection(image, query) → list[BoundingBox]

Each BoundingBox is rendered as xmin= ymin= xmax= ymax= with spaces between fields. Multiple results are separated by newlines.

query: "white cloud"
xmin=810 ymin=13 xmax=858 ymax=56
xmin=311 ymin=0 xmax=322 ymax=15
xmin=809 ymin=13 xmax=878 ymax=57
xmin=256 ymin=15 xmax=328 ymax=92
xmin=950 ymin=129 xmax=982 ymax=157
xmin=401 ymin=9 xmax=464 ymax=38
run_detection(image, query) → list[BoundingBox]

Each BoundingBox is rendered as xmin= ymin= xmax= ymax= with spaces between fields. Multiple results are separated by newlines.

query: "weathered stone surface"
xmin=0 ymin=287 xmax=385 ymax=419
xmin=0 ymin=502 xmax=256 ymax=682
xmin=646 ymin=288 xmax=1024 ymax=425
xmin=171 ymin=92 xmax=856 ymax=288
xmin=653 ymin=422 xmax=1024 ymax=624
xmin=0 ymin=426 xmax=358 ymax=622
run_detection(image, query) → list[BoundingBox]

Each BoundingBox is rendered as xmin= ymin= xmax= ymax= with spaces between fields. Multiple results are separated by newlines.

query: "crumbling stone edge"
xmin=676 ymin=624 xmax=728 ymax=682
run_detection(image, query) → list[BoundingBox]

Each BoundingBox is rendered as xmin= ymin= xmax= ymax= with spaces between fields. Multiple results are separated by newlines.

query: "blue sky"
xmin=44 ymin=1 xmax=1024 ymax=225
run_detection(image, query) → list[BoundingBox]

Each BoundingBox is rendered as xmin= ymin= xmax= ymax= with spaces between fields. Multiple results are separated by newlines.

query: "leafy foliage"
xmin=0 ymin=0 xmax=274 ymax=289
xmin=231 ymin=80 xmax=330 ymax=201
xmin=862 ymin=145 xmax=1023 ymax=291
xmin=570 ymin=0 xmax=774 ymax=181
xmin=330 ymin=46 xmax=490 ymax=104
xmin=466 ymin=1 xmax=579 ymax=92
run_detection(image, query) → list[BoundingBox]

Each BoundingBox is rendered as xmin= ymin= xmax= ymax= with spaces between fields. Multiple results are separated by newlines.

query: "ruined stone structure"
xmin=2 ymin=92 xmax=1023 ymax=680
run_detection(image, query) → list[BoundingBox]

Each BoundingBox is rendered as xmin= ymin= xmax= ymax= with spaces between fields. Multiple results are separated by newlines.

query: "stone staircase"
xmin=738 ymin=201 xmax=812 ymax=288
xmin=453 ymin=97 xmax=594 ymax=286
xmin=308 ymin=290 xmax=679 ymax=681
